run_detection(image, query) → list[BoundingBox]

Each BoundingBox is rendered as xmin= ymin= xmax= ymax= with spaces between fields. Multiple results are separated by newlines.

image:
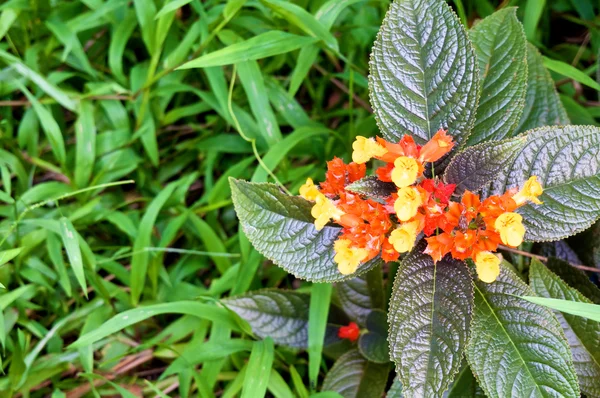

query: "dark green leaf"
xmin=466 ymin=263 xmax=579 ymax=398
xmin=546 ymin=257 xmax=600 ymax=305
xmin=230 ymin=179 xmax=382 ymax=282
xmin=529 ymin=259 xmax=600 ymax=397
xmin=368 ymin=0 xmax=479 ymax=146
xmin=484 ymin=125 xmax=600 ymax=241
xmin=321 ymin=350 xmax=390 ymax=398
xmin=388 ymin=243 xmax=473 ymax=396
xmin=446 ymin=365 xmax=485 ymax=397
xmin=358 ymin=309 xmax=389 ymax=363
xmin=466 ymin=8 xmax=527 ymax=145
xmin=515 ymin=44 xmax=569 ymax=134
xmin=386 ymin=378 xmax=403 ymax=398
xmin=345 ymin=176 xmax=396 ymax=200
xmin=337 ymin=266 xmax=384 ymax=326
xmin=444 ymin=135 xmax=527 ymax=195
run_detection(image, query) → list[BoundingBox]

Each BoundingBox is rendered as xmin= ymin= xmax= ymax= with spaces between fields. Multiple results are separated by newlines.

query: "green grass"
xmin=0 ymin=0 xmax=598 ymax=396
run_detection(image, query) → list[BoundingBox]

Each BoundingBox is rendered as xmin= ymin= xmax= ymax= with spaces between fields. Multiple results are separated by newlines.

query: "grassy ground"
xmin=0 ymin=0 xmax=598 ymax=396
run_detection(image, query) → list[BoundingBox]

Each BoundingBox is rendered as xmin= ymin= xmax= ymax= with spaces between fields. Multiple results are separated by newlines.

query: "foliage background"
xmin=0 ymin=0 xmax=598 ymax=396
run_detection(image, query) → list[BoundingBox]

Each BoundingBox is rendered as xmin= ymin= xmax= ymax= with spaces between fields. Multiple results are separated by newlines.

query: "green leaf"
xmin=59 ymin=217 xmax=87 ymax=296
xmin=0 ymin=247 xmax=22 ymax=267
xmin=357 ymin=310 xmax=389 ymax=363
xmin=130 ymin=181 xmax=179 ymax=305
xmin=444 ymin=135 xmax=527 ymax=195
xmin=309 ymin=283 xmax=332 ymax=389
xmin=155 ymin=0 xmax=193 ymax=19
xmin=466 ymin=8 xmax=527 ymax=145
xmin=230 ymin=179 xmax=382 ymax=282
xmin=484 ymin=125 xmax=600 ymax=241
xmin=345 ymin=176 xmax=396 ymax=200
xmin=74 ymin=101 xmax=96 ymax=188
xmin=546 ymin=257 xmax=600 ymax=305
xmin=241 ymin=338 xmax=274 ymax=398
xmin=521 ymin=296 xmax=600 ymax=324
xmin=543 ymin=56 xmax=600 ymax=92
xmin=388 ymin=243 xmax=473 ymax=396
xmin=529 ymin=259 xmax=600 ymax=397
xmin=321 ymin=350 xmax=390 ymax=398
xmin=446 ymin=365 xmax=485 ymax=397
xmin=466 ymin=262 xmax=580 ymax=398
xmin=259 ymin=0 xmax=338 ymax=52
xmin=178 ymin=32 xmax=318 ymax=69
xmin=386 ymin=378 xmax=403 ymax=398
xmin=515 ymin=44 xmax=570 ymax=134
xmin=337 ymin=267 xmax=384 ymax=326
xmin=223 ymin=289 xmax=343 ymax=348
xmin=368 ymin=0 xmax=479 ymax=146
xmin=69 ymin=301 xmax=241 ymax=349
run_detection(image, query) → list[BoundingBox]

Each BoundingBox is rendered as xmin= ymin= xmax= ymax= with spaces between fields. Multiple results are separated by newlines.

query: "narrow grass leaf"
xmin=241 ymin=337 xmax=274 ymax=398
xmin=74 ymin=101 xmax=96 ymax=188
xmin=178 ymin=31 xmax=317 ymax=69
xmin=59 ymin=217 xmax=87 ymax=296
xmin=70 ymin=301 xmax=240 ymax=349
xmin=155 ymin=0 xmax=193 ymax=19
xmin=0 ymin=248 xmax=22 ymax=267
xmin=0 ymin=8 xmax=19 ymax=41
xmin=130 ymin=181 xmax=178 ymax=305
xmin=46 ymin=233 xmax=72 ymax=296
xmin=543 ymin=56 xmax=600 ymax=91
xmin=523 ymin=0 xmax=546 ymax=40
xmin=267 ymin=368 xmax=295 ymax=398
xmin=521 ymin=296 xmax=600 ymax=323
xmin=308 ymin=283 xmax=332 ymax=390
xmin=108 ymin=11 xmax=137 ymax=83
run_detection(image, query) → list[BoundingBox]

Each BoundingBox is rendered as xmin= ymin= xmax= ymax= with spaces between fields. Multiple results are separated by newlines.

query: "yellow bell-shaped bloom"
xmin=394 ymin=187 xmax=422 ymax=221
xmin=311 ymin=193 xmax=344 ymax=231
xmin=495 ymin=212 xmax=525 ymax=247
xmin=474 ymin=251 xmax=501 ymax=283
xmin=352 ymin=136 xmax=387 ymax=164
xmin=299 ymin=178 xmax=320 ymax=201
xmin=334 ymin=239 xmax=369 ymax=275
xmin=512 ymin=176 xmax=544 ymax=206
xmin=391 ymin=156 xmax=420 ymax=188
xmin=389 ymin=221 xmax=420 ymax=253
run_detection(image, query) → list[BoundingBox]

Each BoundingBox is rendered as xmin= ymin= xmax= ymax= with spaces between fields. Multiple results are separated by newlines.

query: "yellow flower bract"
xmin=391 ymin=156 xmax=419 ymax=188
xmin=394 ymin=186 xmax=422 ymax=221
xmin=311 ymin=193 xmax=344 ymax=231
xmin=495 ymin=212 xmax=525 ymax=247
xmin=474 ymin=251 xmax=501 ymax=283
xmin=299 ymin=178 xmax=320 ymax=201
xmin=512 ymin=176 xmax=544 ymax=206
xmin=334 ymin=239 xmax=369 ymax=275
xmin=389 ymin=221 xmax=419 ymax=253
xmin=351 ymin=136 xmax=387 ymax=164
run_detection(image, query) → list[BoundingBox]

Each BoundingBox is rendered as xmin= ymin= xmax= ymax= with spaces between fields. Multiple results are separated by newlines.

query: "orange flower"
xmin=381 ymin=238 xmax=400 ymax=262
xmin=451 ymin=230 xmax=476 ymax=260
xmin=338 ymin=322 xmax=360 ymax=341
xmin=424 ymin=232 xmax=453 ymax=263
xmin=419 ymin=129 xmax=454 ymax=162
xmin=320 ymin=157 xmax=366 ymax=196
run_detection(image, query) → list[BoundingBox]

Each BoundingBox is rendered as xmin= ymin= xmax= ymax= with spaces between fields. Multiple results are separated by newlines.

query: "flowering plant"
xmin=229 ymin=0 xmax=600 ymax=396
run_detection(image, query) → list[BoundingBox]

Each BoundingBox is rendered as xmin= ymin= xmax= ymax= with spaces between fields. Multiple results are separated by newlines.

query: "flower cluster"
xmin=299 ymin=130 xmax=544 ymax=283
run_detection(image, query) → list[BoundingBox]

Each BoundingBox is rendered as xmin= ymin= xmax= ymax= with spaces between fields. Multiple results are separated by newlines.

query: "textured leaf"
xmin=358 ymin=310 xmax=389 ymax=363
xmin=321 ymin=350 xmax=390 ymax=398
xmin=444 ymin=135 xmax=527 ymax=195
xmin=345 ymin=176 xmax=396 ymax=200
xmin=386 ymin=378 xmax=403 ymax=398
xmin=368 ymin=0 xmax=479 ymax=146
xmin=484 ymin=125 xmax=600 ymax=241
xmin=336 ymin=267 xmax=384 ymax=326
xmin=546 ymin=257 xmax=600 ymax=305
xmin=223 ymin=289 xmax=345 ymax=349
xmin=230 ymin=179 xmax=382 ymax=282
xmin=573 ymin=220 xmax=600 ymax=271
xmin=515 ymin=44 xmax=569 ymax=134
xmin=388 ymin=243 xmax=473 ymax=397
xmin=446 ymin=365 xmax=486 ymax=397
xmin=466 ymin=263 xmax=579 ymax=398
xmin=466 ymin=8 xmax=527 ymax=145
xmin=529 ymin=259 xmax=600 ymax=397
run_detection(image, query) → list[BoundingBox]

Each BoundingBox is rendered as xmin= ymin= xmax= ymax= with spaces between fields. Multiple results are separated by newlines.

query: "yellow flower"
xmin=394 ymin=187 xmax=422 ymax=221
xmin=512 ymin=176 xmax=544 ymax=206
xmin=474 ymin=251 xmax=501 ymax=283
xmin=311 ymin=193 xmax=344 ymax=230
xmin=299 ymin=178 xmax=320 ymax=201
xmin=334 ymin=239 xmax=369 ymax=275
xmin=391 ymin=156 xmax=420 ymax=188
xmin=389 ymin=221 xmax=420 ymax=253
xmin=352 ymin=136 xmax=387 ymax=164
xmin=495 ymin=212 xmax=526 ymax=247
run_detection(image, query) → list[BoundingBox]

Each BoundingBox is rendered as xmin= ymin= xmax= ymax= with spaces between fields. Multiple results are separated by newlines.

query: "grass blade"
xmin=543 ymin=56 xmax=600 ymax=91
xmin=521 ymin=296 xmax=600 ymax=322
xmin=59 ymin=217 xmax=87 ymax=297
xmin=241 ymin=337 xmax=274 ymax=398
xmin=308 ymin=283 xmax=332 ymax=391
